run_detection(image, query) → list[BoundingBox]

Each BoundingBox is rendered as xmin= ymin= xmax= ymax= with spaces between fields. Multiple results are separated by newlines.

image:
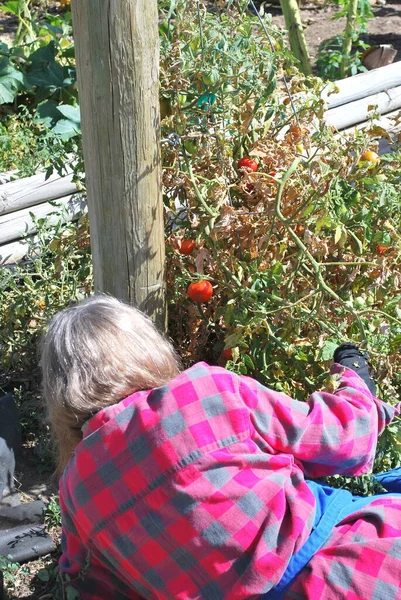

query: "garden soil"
xmin=269 ymin=1 xmax=401 ymax=66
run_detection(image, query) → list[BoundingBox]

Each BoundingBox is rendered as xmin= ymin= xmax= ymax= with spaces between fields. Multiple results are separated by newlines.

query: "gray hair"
xmin=40 ymin=295 xmax=181 ymax=474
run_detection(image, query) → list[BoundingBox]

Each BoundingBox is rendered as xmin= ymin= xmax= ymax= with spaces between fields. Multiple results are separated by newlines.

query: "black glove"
xmin=333 ymin=343 xmax=377 ymax=396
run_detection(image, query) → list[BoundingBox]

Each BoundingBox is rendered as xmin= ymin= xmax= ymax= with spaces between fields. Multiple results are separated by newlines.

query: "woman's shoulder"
xmin=170 ymin=362 xmax=239 ymax=393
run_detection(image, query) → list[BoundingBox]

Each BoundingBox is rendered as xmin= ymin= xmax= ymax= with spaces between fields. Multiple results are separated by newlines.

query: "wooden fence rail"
xmin=0 ymin=170 xmax=77 ymax=216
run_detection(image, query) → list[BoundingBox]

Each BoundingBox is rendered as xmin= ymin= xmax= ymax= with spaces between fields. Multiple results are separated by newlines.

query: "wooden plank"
xmin=323 ymin=62 xmax=401 ymax=109
xmin=325 ymin=85 xmax=401 ymax=130
xmin=71 ymin=0 xmax=166 ymax=330
xmin=341 ymin=108 xmax=401 ymax=134
xmin=0 ymin=238 xmax=32 ymax=265
xmin=0 ymin=194 xmax=86 ymax=245
xmin=0 ymin=170 xmax=77 ymax=216
xmin=0 ymin=171 xmax=18 ymax=184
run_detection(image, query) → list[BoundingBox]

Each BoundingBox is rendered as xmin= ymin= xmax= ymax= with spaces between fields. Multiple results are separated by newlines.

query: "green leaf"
xmin=319 ymin=339 xmax=339 ymax=362
xmin=0 ymin=1 xmax=24 ymax=16
xmin=37 ymin=569 xmax=50 ymax=582
xmin=66 ymin=586 xmax=80 ymax=600
xmin=224 ymin=331 xmax=243 ymax=348
xmin=35 ymin=101 xmax=81 ymax=139
xmin=27 ymin=41 xmax=57 ymax=72
xmin=334 ymin=224 xmax=342 ymax=245
xmin=35 ymin=99 xmax=62 ymax=128
xmin=243 ymin=353 xmax=255 ymax=370
xmin=0 ymin=57 xmax=25 ymax=104
xmin=52 ymin=117 xmax=81 ymax=139
xmin=26 ymin=42 xmax=73 ymax=98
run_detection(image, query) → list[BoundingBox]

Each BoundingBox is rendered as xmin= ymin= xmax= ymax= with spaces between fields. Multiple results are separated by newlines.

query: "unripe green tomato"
xmin=203 ymin=70 xmax=219 ymax=86
xmin=177 ymin=93 xmax=187 ymax=106
xmin=354 ymin=296 xmax=365 ymax=309
xmin=366 ymin=295 xmax=375 ymax=306
xmin=184 ymin=140 xmax=197 ymax=155
xmin=224 ymin=84 xmax=236 ymax=94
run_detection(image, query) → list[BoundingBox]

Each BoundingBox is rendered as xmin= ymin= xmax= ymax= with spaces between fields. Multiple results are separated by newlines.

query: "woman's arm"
xmin=239 ymin=364 xmax=400 ymax=478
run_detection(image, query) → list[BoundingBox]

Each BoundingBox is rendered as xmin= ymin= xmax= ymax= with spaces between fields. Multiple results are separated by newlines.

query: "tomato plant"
xmin=161 ymin=1 xmax=401 ymax=489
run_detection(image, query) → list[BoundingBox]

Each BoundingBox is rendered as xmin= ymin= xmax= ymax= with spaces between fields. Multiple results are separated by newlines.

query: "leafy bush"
xmin=160 ymin=0 xmax=401 ymax=486
xmin=316 ymin=34 xmax=368 ymax=80
xmin=316 ymin=0 xmax=373 ymax=79
xmin=0 ymin=214 xmax=92 ymax=389
xmin=0 ymin=1 xmax=80 ymax=138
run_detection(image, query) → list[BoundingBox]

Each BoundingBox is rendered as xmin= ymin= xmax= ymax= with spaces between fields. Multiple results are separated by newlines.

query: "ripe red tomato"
xmin=179 ymin=239 xmax=196 ymax=255
xmin=187 ymin=280 xmax=213 ymax=303
xmin=237 ymin=157 xmax=258 ymax=172
xmin=376 ymin=245 xmax=390 ymax=255
xmin=222 ymin=348 xmax=233 ymax=361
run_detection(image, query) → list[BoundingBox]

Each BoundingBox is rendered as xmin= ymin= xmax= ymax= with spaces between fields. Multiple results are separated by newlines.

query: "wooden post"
xmin=71 ymin=0 xmax=166 ymax=330
xmin=279 ymin=0 xmax=312 ymax=76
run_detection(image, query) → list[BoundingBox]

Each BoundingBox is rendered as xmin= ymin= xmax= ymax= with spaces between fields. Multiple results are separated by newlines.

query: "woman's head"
xmin=41 ymin=294 xmax=181 ymax=475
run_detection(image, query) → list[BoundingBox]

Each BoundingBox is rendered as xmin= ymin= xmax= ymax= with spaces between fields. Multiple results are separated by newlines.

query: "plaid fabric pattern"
xmin=286 ymin=497 xmax=401 ymax=600
xmin=59 ymin=362 xmax=400 ymax=599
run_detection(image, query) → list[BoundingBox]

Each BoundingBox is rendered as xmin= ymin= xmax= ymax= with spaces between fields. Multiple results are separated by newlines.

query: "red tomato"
xmin=179 ymin=239 xmax=196 ymax=255
xmin=376 ymin=245 xmax=390 ymax=255
xmin=237 ymin=157 xmax=258 ymax=172
xmin=187 ymin=280 xmax=213 ymax=303
xmin=222 ymin=348 xmax=233 ymax=361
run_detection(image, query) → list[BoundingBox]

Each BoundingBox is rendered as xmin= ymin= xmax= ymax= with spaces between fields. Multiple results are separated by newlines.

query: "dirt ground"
xmin=268 ymin=1 xmax=401 ymax=65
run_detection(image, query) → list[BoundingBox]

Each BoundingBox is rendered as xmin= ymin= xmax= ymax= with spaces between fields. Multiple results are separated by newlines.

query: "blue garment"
xmin=261 ymin=467 xmax=401 ymax=600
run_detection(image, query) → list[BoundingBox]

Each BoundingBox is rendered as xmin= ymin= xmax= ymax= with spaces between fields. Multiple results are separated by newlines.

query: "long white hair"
xmin=41 ymin=295 xmax=181 ymax=475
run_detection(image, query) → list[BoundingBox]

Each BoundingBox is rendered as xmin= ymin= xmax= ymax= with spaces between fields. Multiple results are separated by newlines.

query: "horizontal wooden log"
xmin=0 ymin=238 xmax=32 ymax=265
xmin=0 ymin=194 xmax=86 ymax=245
xmin=0 ymin=169 xmax=78 ymax=216
xmin=325 ymin=85 xmax=401 ymax=130
xmin=0 ymin=171 xmax=18 ymax=185
xmin=341 ymin=108 xmax=401 ymax=135
xmin=340 ymin=108 xmax=401 ymax=155
xmin=323 ymin=62 xmax=401 ymax=109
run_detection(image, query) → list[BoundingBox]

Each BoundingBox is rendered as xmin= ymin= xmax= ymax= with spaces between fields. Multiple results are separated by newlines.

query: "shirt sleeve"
xmin=239 ymin=363 xmax=400 ymax=478
xmin=58 ymin=492 xmax=142 ymax=600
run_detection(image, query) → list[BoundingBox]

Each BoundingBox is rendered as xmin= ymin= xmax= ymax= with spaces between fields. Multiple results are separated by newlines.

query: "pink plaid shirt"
xmin=59 ymin=362 xmax=399 ymax=599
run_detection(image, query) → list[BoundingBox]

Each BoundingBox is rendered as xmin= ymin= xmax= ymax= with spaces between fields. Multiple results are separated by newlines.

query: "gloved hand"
xmin=333 ymin=343 xmax=377 ymax=396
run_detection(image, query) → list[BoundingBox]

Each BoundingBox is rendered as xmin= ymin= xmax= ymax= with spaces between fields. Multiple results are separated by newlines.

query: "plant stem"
xmin=340 ymin=0 xmax=359 ymax=79
xmin=278 ymin=0 xmax=313 ymax=76
xmin=275 ymin=158 xmax=367 ymax=342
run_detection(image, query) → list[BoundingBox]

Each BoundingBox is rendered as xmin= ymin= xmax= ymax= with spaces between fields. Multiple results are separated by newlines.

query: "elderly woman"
xmin=41 ymin=295 xmax=401 ymax=600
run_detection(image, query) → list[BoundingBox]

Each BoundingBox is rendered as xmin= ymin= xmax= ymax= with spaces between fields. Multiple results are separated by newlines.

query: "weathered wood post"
xmin=71 ymin=0 xmax=166 ymax=330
